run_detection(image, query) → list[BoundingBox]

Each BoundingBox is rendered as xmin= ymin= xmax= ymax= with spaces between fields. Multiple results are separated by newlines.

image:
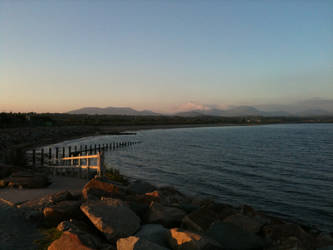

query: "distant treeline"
xmin=1 ymin=112 xmax=332 ymax=129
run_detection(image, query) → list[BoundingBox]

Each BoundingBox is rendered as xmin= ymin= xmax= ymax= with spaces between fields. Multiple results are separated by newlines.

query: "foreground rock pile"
xmin=15 ymin=176 xmax=333 ymax=250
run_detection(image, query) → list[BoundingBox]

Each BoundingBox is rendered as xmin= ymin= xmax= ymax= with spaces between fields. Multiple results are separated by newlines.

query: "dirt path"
xmin=0 ymin=176 xmax=87 ymax=204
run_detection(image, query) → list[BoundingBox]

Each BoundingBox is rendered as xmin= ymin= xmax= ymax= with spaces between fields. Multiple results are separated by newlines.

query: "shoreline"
xmin=1 ymin=123 xmax=332 ymax=236
xmin=2 ymin=121 xmax=329 ymax=159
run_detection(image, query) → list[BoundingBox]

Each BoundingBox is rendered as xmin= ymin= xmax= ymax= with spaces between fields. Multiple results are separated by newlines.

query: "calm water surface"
xmin=47 ymin=124 xmax=333 ymax=232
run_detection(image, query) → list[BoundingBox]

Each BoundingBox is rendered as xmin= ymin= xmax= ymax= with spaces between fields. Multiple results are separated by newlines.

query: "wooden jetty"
xmin=27 ymin=140 xmax=140 ymax=178
xmin=50 ymin=152 xmax=105 ymax=179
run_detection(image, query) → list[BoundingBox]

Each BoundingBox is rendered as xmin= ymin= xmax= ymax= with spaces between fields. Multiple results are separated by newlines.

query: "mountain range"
xmin=67 ymin=107 xmax=159 ymax=116
xmin=67 ymin=98 xmax=333 ymax=117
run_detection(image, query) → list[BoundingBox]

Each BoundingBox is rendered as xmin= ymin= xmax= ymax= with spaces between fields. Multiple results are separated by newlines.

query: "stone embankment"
xmin=3 ymin=175 xmax=332 ymax=250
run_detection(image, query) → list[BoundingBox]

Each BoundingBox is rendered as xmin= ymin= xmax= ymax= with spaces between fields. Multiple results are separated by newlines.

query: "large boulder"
xmin=182 ymin=207 xmax=219 ymax=232
xmin=145 ymin=186 xmax=189 ymax=206
xmin=146 ymin=201 xmax=186 ymax=228
xmin=116 ymin=236 xmax=170 ymax=250
xmin=43 ymin=200 xmax=82 ymax=226
xmin=167 ymin=228 xmax=222 ymax=250
xmin=262 ymin=223 xmax=316 ymax=250
xmin=80 ymin=198 xmax=141 ymax=242
xmin=206 ymin=222 xmax=266 ymax=250
xmin=135 ymin=224 xmax=169 ymax=248
xmin=82 ymin=176 xmax=126 ymax=200
xmin=55 ymin=219 xmax=103 ymax=248
xmin=206 ymin=202 xmax=238 ymax=220
xmin=124 ymin=194 xmax=157 ymax=220
xmin=5 ymin=171 xmax=50 ymax=188
xmin=223 ymin=213 xmax=264 ymax=233
xmin=48 ymin=231 xmax=100 ymax=250
xmin=128 ymin=180 xmax=156 ymax=195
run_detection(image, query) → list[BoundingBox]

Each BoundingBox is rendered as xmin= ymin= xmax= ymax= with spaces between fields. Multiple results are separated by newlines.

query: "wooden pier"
xmin=27 ymin=141 xmax=140 ymax=178
xmin=49 ymin=152 xmax=105 ymax=179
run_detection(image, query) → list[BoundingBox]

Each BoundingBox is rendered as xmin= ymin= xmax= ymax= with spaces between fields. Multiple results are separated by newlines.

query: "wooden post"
xmin=97 ymin=152 xmax=100 ymax=177
xmin=48 ymin=148 xmax=52 ymax=165
xmin=89 ymin=145 xmax=92 ymax=154
xmin=98 ymin=144 xmax=101 ymax=152
xmin=100 ymin=151 xmax=104 ymax=177
xmin=87 ymin=158 xmax=90 ymax=180
xmin=32 ymin=149 xmax=36 ymax=166
xmin=78 ymin=154 xmax=81 ymax=178
xmin=56 ymin=147 xmax=59 ymax=161
xmin=69 ymin=146 xmax=71 ymax=156
xmin=41 ymin=148 xmax=44 ymax=166
xmin=62 ymin=147 xmax=65 ymax=158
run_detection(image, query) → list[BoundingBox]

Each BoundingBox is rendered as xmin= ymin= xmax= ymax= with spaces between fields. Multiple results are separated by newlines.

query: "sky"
xmin=1 ymin=0 xmax=332 ymax=113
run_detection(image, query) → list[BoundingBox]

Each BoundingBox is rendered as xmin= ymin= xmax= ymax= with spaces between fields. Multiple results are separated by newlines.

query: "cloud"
xmin=175 ymin=101 xmax=213 ymax=112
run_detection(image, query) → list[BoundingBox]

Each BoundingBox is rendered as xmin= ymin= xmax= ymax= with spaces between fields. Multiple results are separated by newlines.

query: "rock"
xmin=206 ymin=222 xmax=266 ymax=250
xmin=18 ymin=191 xmax=73 ymax=210
xmin=5 ymin=171 xmax=50 ymax=188
xmin=43 ymin=200 xmax=82 ymax=226
xmin=167 ymin=228 xmax=222 ymax=250
xmin=265 ymin=236 xmax=307 ymax=250
xmin=82 ymin=176 xmax=126 ymax=200
xmin=177 ymin=203 xmax=200 ymax=214
xmin=135 ymin=224 xmax=169 ymax=248
xmin=146 ymin=201 xmax=186 ymax=228
xmin=241 ymin=204 xmax=257 ymax=217
xmin=80 ymin=198 xmax=141 ymax=242
xmin=116 ymin=236 xmax=170 ymax=250
xmin=57 ymin=219 xmax=98 ymax=235
xmin=206 ymin=202 xmax=238 ymax=220
xmin=124 ymin=194 xmax=156 ymax=220
xmin=128 ymin=180 xmax=156 ymax=195
xmin=318 ymin=247 xmax=333 ymax=250
xmin=0 ymin=164 xmax=13 ymax=178
xmin=17 ymin=191 xmax=73 ymax=222
xmin=262 ymin=223 xmax=315 ymax=249
xmin=316 ymin=233 xmax=333 ymax=249
xmin=48 ymin=231 xmax=97 ymax=250
xmin=182 ymin=207 xmax=219 ymax=232
xmin=54 ymin=219 xmax=103 ymax=249
xmin=0 ymin=179 xmax=8 ymax=188
xmin=146 ymin=186 xmax=189 ymax=206
xmin=223 ymin=213 xmax=263 ymax=233
xmin=52 ymin=219 xmax=103 ymax=249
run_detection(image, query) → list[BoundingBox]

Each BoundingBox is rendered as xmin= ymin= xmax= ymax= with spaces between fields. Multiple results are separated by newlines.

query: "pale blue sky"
xmin=1 ymin=0 xmax=332 ymax=112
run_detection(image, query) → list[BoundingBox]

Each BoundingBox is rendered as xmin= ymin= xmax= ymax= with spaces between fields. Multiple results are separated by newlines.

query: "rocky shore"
xmin=0 ymin=170 xmax=333 ymax=250
xmin=0 ymin=127 xmax=333 ymax=250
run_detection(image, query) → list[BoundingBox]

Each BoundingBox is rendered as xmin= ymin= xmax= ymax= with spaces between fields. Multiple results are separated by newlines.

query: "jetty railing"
xmin=58 ymin=152 xmax=105 ymax=178
xmin=29 ymin=141 xmax=140 ymax=167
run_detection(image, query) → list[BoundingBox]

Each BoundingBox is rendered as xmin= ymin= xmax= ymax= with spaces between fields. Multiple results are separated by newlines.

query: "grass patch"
xmin=104 ymin=167 xmax=128 ymax=185
xmin=34 ymin=227 xmax=62 ymax=250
